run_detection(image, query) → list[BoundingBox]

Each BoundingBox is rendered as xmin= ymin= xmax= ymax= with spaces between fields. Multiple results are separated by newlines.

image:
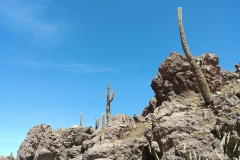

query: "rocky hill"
xmin=13 ymin=52 xmax=240 ymax=160
xmin=0 ymin=153 xmax=14 ymax=160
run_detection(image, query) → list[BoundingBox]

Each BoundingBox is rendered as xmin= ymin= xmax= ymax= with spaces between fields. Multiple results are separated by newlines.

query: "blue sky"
xmin=0 ymin=0 xmax=239 ymax=157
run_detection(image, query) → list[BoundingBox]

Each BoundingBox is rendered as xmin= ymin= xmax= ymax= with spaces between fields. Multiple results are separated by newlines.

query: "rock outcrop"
xmin=17 ymin=124 xmax=94 ymax=160
xmin=17 ymin=114 xmax=151 ymax=160
xmin=0 ymin=153 xmax=15 ymax=160
xmin=0 ymin=155 xmax=14 ymax=160
xmin=0 ymin=156 xmax=9 ymax=160
xmin=142 ymin=97 xmax=157 ymax=117
xmin=17 ymin=52 xmax=240 ymax=160
xmin=144 ymin=92 xmax=240 ymax=159
xmin=142 ymin=52 xmax=240 ymax=159
xmin=150 ymin=52 xmax=223 ymax=107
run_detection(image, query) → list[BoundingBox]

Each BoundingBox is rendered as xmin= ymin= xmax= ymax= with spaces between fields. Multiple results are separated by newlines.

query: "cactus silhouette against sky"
xmin=80 ymin=112 xmax=82 ymax=128
xmin=106 ymin=84 xmax=115 ymax=122
xmin=95 ymin=117 xmax=100 ymax=129
xmin=177 ymin=7 xmax=212 ymax=104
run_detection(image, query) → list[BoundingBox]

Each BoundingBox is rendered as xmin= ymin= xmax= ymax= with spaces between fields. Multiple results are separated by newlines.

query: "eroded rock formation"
xmin=16 ymin=52 xmax=240 ymax=160
xmin=142 ymin=52 xmax=240 ymax=159
xmin=17 ymin=114 xmax=151 ymax=160
xmin=151 ymin=52 xmax=223 ymax=107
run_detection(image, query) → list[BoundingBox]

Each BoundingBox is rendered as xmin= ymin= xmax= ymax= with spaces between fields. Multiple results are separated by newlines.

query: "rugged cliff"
xmin=143 ymin=52 xmax=240 ymax=159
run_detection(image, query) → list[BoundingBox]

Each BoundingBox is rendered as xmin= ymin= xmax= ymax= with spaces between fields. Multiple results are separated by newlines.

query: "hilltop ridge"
xmin=13 ymin=52 xmax=240 ymax=160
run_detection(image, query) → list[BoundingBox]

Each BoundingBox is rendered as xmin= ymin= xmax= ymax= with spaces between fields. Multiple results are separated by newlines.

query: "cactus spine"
xmin=106 ymin=84 xmax=115 ymax=123
xmin=95 ymin=117 xmax=100 ymax=129
xmin=100 ymin=113 xmax=105 ymax=144
xmin=80 ymin=112 xmax=82 ymax=128
xmin=177 ymin=7 xmax=212 ymax=104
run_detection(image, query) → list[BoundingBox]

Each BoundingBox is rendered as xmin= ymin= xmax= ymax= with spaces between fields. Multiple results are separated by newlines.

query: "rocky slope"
xmin=0 ymin=153 xmax=14 ymax=160
xmin=142 ymin=52 xmax=240 ymax=160
xmin=17 ymin=114 xmax=152 ymax=160
xmin=16 ymin=52 xmax=240 ymax=160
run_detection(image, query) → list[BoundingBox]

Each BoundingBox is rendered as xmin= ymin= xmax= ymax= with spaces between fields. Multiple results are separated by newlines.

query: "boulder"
xmin=17 ymin=124 xmax=93 ymax=160
xmin=150 ymin=51 xmax=223 ymax=108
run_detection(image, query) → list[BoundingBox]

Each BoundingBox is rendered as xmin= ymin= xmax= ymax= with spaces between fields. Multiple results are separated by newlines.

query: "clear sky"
xmin=0 ymin=0 xmax=239 ymax=157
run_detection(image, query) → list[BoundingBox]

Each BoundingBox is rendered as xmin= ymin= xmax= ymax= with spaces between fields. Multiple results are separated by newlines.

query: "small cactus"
xmin=106 ymin=84 xmax=115 ymax=123
xmin=100 ymin=113 xmax=105 ymax=144
xmin=95 ymin=117 xmax=100 ymax=129
xmin=80 ymin=112 xmax=82 ymax=128
xmin=8 ymin=152 xmax=14 ymax=160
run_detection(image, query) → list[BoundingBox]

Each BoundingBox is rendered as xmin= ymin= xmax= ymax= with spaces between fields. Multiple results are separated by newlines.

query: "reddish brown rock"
xmin=142 ymin=97 xmax=157 ymax=116
xmin=151 ymin=52 xmax=223 ymax=107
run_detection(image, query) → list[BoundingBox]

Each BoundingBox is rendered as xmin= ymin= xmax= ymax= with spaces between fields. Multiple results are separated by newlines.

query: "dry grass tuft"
xmin=120 ymin=122 xmax=151 ymax=140
xmin=220 ymin=78 xmax=240 ymax=93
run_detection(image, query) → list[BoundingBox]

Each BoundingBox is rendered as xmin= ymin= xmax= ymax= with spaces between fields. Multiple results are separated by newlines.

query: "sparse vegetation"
xmin=119 ymin=122 xmax=151 ymax=140
xmin=220 ymin=78 xmax=240 ymax=93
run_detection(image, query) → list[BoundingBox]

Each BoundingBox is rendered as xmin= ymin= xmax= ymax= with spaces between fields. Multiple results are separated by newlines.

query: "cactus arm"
xmin=177 ymin=7 xmax=212 ymax=104
xmin=109 ymin=91 xmax=115 ymax=102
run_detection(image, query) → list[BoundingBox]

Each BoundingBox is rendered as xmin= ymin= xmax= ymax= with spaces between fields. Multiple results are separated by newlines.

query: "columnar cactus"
xmin=8 ymin=152 xmax=14 ymax=160
xmin=177 ymin=7 xmax=212 ymax=104
xmin=95 ymin=117 xmax=100 ymax=129
xmin=100 ymin=113 xmax=105 ymax=144
xmin=106 ymin=84 xmax=115 ymax=123
xmin=80 ymin=112 xmax=82 ymax=128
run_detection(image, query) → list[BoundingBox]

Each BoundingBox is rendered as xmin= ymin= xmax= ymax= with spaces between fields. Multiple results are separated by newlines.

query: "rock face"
xmin=142 ymin=97 xmax=157 ymax=117
xmin=86 ymin=114 xmax=149 ymax=160
xmin=150 ymin=52 xmax=223 ymax=108
xmin=17 ymin=114 xmax=151 ymax=160
xmin=144 ymin=86 xmax=240 ymax=159
xmin=17 ymin=124 xmax=94 ymax=160
xmin=142 ymin=52 xmax=240 ymax=159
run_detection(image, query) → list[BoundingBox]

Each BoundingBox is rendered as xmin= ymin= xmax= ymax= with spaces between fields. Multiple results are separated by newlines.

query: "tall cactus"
xmin=177 ymin=7 xmax=212 ymax=104
xmin=80 ymin=112 xmax=82 ymax=128
xmin=106 ymin=84 xmax=115 ymax=123
xmin=100 ymin=113 xmax=105 ymax=144
xmin=95 ymin=117 xmax=100 ymax=129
